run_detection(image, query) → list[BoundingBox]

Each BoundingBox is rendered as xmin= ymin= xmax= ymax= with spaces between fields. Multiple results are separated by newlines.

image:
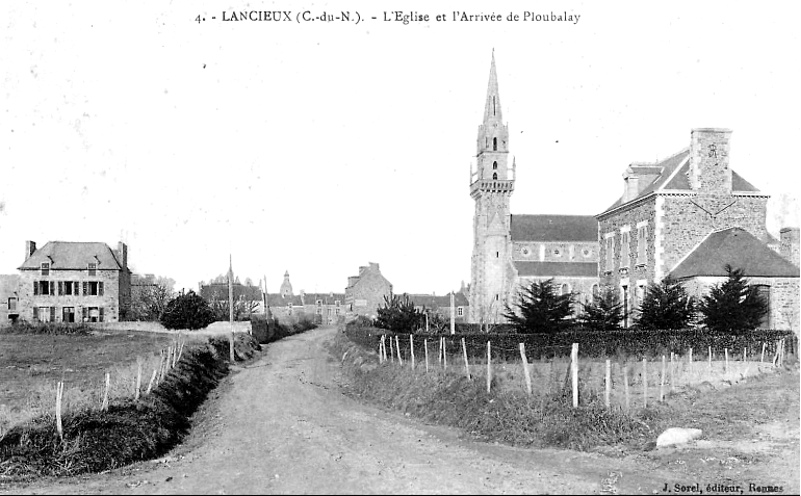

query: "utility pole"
xmin=228 ymin=255 xmax=235 ymax=362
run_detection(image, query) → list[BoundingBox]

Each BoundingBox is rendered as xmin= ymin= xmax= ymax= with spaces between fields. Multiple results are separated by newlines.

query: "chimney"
xmin=117 ymin=241 xmax=128 ymax=269
xmin=25 ymin=241 xmax=36 ymax=260
xmin=622 ymin=166 xmax=640 ymax=203
xmin=780 ymin=227 xmax=800 ymax=267
xmin=358 ymin=266 xmax=368 ymax=275
xmin=369 ymin=262 xmax=380 ymax=271
xmin=689 ymin=128 xmax=732 ymax=194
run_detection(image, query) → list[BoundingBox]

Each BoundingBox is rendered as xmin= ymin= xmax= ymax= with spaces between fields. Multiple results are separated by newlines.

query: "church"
xmin=468 ymin=53 xmax=599 ymax=324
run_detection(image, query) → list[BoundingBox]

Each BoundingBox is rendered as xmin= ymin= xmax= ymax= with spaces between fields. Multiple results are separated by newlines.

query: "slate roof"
xmin=301 ymin=293 xmax=347 ymax=305
xmin=670 ymin=227 xmax=800 ymax=279
xmin=510 ymin=215 xmax=597 ymax=242
xmin=264 ymin=293 xmax=304 ymax=307
xmin=18 ymin=242 xmax=123 ymax=270
xmin=200 ymin=283 xmax=263 ymax=302
xmin=601 ymin=148 xmax=763 ymax=215
xmin=514 ymin=261 xmax=598 ymax=278
xmin=404 ymin=293 xmax=469 ymax=308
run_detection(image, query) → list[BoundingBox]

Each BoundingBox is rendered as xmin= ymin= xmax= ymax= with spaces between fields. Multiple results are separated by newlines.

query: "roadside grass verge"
xmin=333 ymin=329 xmax=799 ymax=454
xmin=0 ymin=333 xmax=260 ymax=480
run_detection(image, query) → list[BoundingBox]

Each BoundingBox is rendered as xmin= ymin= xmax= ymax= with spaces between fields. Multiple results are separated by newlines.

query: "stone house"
xmin=405 ymin=292 xmax=470 ymax=324
xmin=596 ymin=128 xmax=799 ymax=329
xmin=670 ymin=227 xmax=800 ymax=330
xmin=0 ymin=274 xmax=21 ymax=325
xmin=345 ymin=262 xmax=393 ymax=319
xmin=15 ymin=240 xmax=131 ymax=323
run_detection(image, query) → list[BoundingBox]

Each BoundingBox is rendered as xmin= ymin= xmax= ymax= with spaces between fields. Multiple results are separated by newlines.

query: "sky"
xmin=1 ymin=1 xmax=799 ymax=296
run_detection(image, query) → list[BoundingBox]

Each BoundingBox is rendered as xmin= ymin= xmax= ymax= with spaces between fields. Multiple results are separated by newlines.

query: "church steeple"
xmin=483 ymin=50 xmax=503 ymax=125
xmin=280 ymin=270 xmax=293 ymax=297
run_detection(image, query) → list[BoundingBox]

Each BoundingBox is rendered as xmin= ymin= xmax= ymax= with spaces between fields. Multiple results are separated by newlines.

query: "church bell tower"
xmin=469 ymin=51 xmax=516 ymax=324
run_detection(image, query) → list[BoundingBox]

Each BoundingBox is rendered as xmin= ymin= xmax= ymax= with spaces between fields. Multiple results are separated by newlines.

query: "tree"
xmin=634 ymin=276 xmax=696 ymax=330
xmin=211 ymin=298 xmax=261 ymax=322
xmin=130 ymin=274 xmax=175 ymax=321
xmin=160 ymin=290 xmax=216 ymax=330
xmin=503 ymin=279 xmax=575 ymax=334
xmin=577 ymin=286 xmax=624 ymax=330
xmin=375 ymin=293 xmax=423 ymax=334
xmin=698 ymin=265 xmax=769 ymax=332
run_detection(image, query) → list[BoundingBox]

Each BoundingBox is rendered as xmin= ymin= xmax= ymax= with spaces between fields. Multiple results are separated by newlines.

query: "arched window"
xmin=493 ymin=137 xmax=497 ymax=151
xmin=560 ymin=283 xmax=570 ymax=295
xmin=592 ymin=284 xmax=599 ymax=297
xmin=492 ymin=172 xmax=498 ymax=180
xmin=492 ymin=161 xmax=498 ymax=170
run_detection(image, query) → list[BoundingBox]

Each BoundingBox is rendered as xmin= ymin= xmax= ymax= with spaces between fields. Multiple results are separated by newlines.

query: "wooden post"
xmin=389 ymin=334 xmax=394 ymax=363
xmin=779 ymin=339 xmax=785 ymax=367
xmin=101 ymin=372 xmax=110 ymax=411
xmin=519 ymin=343 xmax=532 ymax=395
xmin=571 ymin=343 xmax=579 ymax=408
xmin=761 ymin=342 xmax=766 ymax=363
xmin=660 ymin=355 xmax=666 ymax=402
xmin=395 ymin=335 xmax=403 ymax=366
xmin=743 ymin=347 xmax=747 ymax=363
xmin=670 ymin=352 xmax=675 ymax=391
xmin=135 ymin=358 xmax=142 ymax=401
xmin=425 ymin=312 xmax=429 ymax=334
xmin=443 ymin=337 xmax=447 ymax=371
xmin=410 ymin=335 xmax=415 ymax=370
xmin=424 ymin=338 xmax=429 ymax=373
xmin=461 ymin=338 xmax=471 ymax=380
xmin=604 ymin=359 xmax=611 ymax=409
xmin=450 ymin=292 xmax=456 ymax=335
xmin=167 ymin=346 xmax=173 ymax=370
xmin=56 ymin=381 xmax=64 ymax=442
xmin=724 ymin=348 xmax=729 ymax=373
xmin=172 ymin=342 xmax=178 ymax=368
xmin=157 ymin=349 xmax=164 ymax=385
xmin=623 ymin=364 xmax=630 ymax=412
xmin=438 ymin=336 xmax=442 ymax=366
xmin=486 ymin=341 xmax=492 ymax=393
xmin=642 ymin=358 xmax=648 ymax=409
xmin=708 ymin=346 xmax=712 ymax=373
xmin=146 ymin=369 xmax=157 ymax=395
xmin=229 ymin=255 xmax=235 ymax=363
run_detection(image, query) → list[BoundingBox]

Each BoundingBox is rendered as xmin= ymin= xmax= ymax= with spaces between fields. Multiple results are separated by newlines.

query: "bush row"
xmin=250 ymin=315 xmax=318 ymax=344
xmin=0 ymin=322 xmax=93 ymax=336
xmin=345 ymin=322 xmax=797 ymax=362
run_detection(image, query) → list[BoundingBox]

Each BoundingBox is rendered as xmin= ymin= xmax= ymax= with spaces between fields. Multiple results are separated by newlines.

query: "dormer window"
xmin=88 ymin=263 xmax=97 ymax=276
xmin=41 ymin=262 xmax=50 ymax=276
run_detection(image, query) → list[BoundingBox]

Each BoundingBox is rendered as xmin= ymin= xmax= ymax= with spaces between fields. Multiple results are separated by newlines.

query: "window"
xmin=635 ymin=284 xmax=646 ymax=308
xmin=592 ymin=284 xmax=599 ymax=298
xmin=62 ymin=307 xmax=75 ymax=323
xmin=493 ymin=137 xmax=497 ymax=151
xmin=58 ymin=281 xmax=76 ymax=296
xmin=88 ymin=263 xmax=97 ymax=276
xmin=754 ymin=285 xmax=771 ymax=329
xmin=8 ymin=297 xmax=17 ymax=312
xmin=35 ymin=306 xmax=55 ymax=323
xmin=492 ymin=172 xmax=498 ymax=180
xmin=621 ymin=232 xmax=630 ymax=268
xmin=34 ymin=280 xmax=54 ymax=295
xmin=457 ymin=307 xmax=464 ymax=317
xmin=605 ymin=236 xmax=615 ymax=272
xmin=84 ymin=281 xmax=104 ymax=296
xmin=496 ymin=251 xmax=499 ymax=258
xmin=41 ymin=262 xmax=50 ymax=276
xmin=492 ymin=161 xmax=498 ymax=170
xmin=335 ymin=300 xmax=340 ymax=307
xmin=335 ymin=308 xmax=340 ymax=315
xmin=560 ymin=283 xmax=570 ymax=295
xmin=637 ymin=225 xmax=648 ymax=265
xmin=328 ymin=308 xmax=333 ymax=315
xmin=83 ymin=307 xmax=103 ymax=322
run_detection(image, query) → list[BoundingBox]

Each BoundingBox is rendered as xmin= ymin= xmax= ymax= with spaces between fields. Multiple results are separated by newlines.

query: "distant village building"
xmin=469 ymin=53 xmax=598 ymax=324
xmin=0 ymin=274 xmax=20 ymax=325
xmin=405 ymin=292 xmax=470 ymax=324
xmin=344 ymin=262 xmax=393 ymax=319
xmin=5 ymin=240 xmax=131 ymax=323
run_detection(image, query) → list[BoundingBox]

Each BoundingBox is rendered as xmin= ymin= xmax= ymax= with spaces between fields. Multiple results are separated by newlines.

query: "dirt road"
xmin=7 ymin=326 xmax=796 ymax=494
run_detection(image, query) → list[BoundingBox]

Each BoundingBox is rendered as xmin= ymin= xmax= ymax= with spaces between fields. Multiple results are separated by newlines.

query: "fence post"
xmin=571 ymin=343 xmax=579 ymax=408
xmin=708 ymin=346 xmax=712 ymax=373
xmin=410 ymin=335 xmax=415 ymax=370
xmin=101 ymin=372 xmax=110 ymax=412
xmin=55 ymin=381 xmax=64 ymax=442
xmin=623 ymin=364 xmax=630 ymax=412
xmin=761 ymin=342 xmax=766 ymax=363
xmin=486 ymin=341 xmax=492 ymax=393
xmin=461 ymin=338 xmax=471 ymax=380
xmin=743 ymin=347 xmax=746 ymax=363
xmin=443 ymin=337 xmax=447 ymax=371
xmin=424 ymin=338 xmax=429 ymax=373
xmin=389 ymin=335 xmax=394 ymax=363
xmin=378 ymin=336 xmax=384 ymax=364
xmin=395 ymin=335 xmax=403 ymax=366
xmin=670 ymin=352 xmax=675 ymax=391
xmin=604 ymin=359 xmax=611 ymax=409
xmin=135 ymin=358 xmax=142 ymax=401
xmin=519 ymin=343 xmax=532 ymax=395
xmin=724 ymin=348 xmax=729 ymax=373
xmin=642 ymin=358 xmax=648 ymax=409
xmin=660 ymin=355 xmax=666 ymax=402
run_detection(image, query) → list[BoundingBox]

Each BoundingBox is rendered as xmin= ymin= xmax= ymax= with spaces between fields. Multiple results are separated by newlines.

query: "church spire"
xmin=483 ymin=49 xmax=503 ymax=124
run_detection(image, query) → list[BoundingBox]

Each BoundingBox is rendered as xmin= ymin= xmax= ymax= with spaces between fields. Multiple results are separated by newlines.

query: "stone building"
xmin=345 ymin=262 xmax=393 ymax=319
xmin=0 ymin=274 xmax=21 ymax=325
xmin=597 ymin=128 xmax=799 ymax=330
xmin=406 ymin=292 xmax=470 ymax=324
xmin=469 ymin=53 xmax=598 ymax=324
xmin=14 ymin=240 xmax=131 ymax=323
xmin=258 ymin=271 xmax=346 ymax=325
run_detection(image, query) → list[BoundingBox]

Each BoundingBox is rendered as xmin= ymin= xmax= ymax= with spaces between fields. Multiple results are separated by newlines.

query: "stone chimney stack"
xmin=117 ymin=241 xmax=128 ymax=269
xmin=622 ymin=166 xmax=640 ymax=203
xmin=780 ymin=227 xmax=800 ymax=267
xmin=25 ymin=241 xmax=36 ymax=260
xmin=689 ymin=128 xmax=732 ymax=195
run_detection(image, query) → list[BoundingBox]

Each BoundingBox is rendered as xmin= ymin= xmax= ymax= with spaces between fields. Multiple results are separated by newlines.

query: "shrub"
xmin=375 ymin=294 xmax=423 ymax=334
xmin=577 ymin=286 xmax=624 ymax=331
xmin=159 ymin=291 xmax=216 ymax=330
xmin=698 ymin=265 xmax=769 ymax=333
xmin=504 ymin=279 xmax=575 ymax=334
xmin=634 ymin=276 xmax=696 ymax=330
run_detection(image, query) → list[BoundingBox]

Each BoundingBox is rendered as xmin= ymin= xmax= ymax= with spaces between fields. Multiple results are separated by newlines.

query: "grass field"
xmin=0 ymin=329 xmax=184 ymax=434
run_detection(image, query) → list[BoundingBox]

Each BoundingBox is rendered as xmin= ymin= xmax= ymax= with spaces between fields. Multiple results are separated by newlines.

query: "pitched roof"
xmin=601 ymin=148 xmax=763 ymax=215
xmin=18 ymin=241 xmax=123 ymax=270
xmin=264 ymin=293 xmax=304 ymax=307
xmin=514 ymin=261 xmax=598 ymax=278
xmin=670 ymin=227 xmax=800 ymax=279
xmin=301 ymin=293 xmax=346 ymax=305
xmin=404 ymin=293 xmax=469 ymax=308
xmin=200 ymin=283 xmax=263 ymax=302
xmin=510 ymin=215 xmax=597 ymax=242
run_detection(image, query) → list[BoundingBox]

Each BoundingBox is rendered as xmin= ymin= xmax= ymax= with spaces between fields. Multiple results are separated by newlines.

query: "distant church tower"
xmin=469 ymin=52 xmax=515 ymax=324
xmin=280 ymin=270 xmax=293 ymax=297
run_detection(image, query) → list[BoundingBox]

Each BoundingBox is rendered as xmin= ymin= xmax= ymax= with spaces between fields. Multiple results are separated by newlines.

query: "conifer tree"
xmin=577 ymin=286 xmax=624 ymax=330
xmin=634 ymin=276 xmax=696 ymax=330
xmin=160 ymin=290 xmax=217 ymax=330
xmin=375 ymin=294 xmax=423 ymax=333
xmin=698 ymin=265 xmax=769 ymax=332
xmin=503 ymin=279 xmax=575 ymax=334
